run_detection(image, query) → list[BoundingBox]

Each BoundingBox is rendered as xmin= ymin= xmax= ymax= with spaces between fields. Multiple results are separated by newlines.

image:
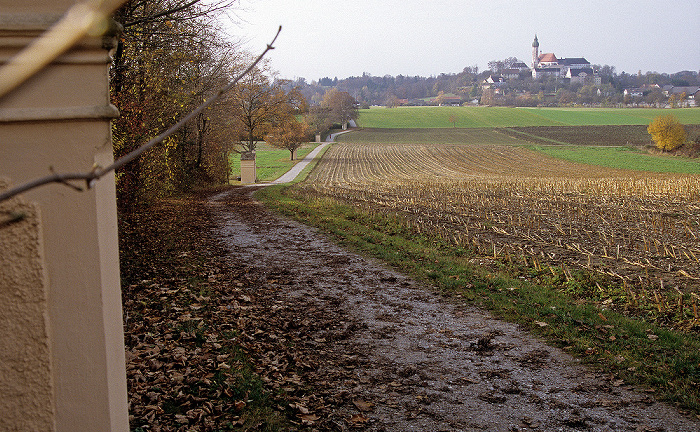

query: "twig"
xmin=123 ymin=0 xmax=203 ymax=28
xmin=0 ymin=26 xmax=282 ymax=203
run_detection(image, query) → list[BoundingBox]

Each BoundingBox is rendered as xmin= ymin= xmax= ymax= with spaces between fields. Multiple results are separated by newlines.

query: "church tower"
xmin=532 ymin=34 xmax=540 ymax=69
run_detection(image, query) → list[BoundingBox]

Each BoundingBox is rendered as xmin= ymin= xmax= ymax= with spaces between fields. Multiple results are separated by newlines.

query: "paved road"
xmin=270 ymin=142 xmax=330 ymax=184
xmin=269 ymin=130 xmax=351 ymax=184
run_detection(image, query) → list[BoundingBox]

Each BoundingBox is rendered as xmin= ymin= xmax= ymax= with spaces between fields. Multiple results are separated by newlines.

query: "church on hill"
xmin=530 ymin=35 xmax=599 ymax=84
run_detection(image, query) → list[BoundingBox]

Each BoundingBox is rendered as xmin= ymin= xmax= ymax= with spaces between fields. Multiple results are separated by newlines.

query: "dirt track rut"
xmin=209 ymin=186 xmax=700 ymax=432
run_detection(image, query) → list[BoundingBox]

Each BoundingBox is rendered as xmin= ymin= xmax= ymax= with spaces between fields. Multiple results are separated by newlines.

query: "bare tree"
xmin=321 ymin=88 xmax=358 ymax=130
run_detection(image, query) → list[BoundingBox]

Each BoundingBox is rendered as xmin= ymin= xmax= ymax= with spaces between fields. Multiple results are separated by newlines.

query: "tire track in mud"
xmin=209 ymin=186 xmax=700 ymax=432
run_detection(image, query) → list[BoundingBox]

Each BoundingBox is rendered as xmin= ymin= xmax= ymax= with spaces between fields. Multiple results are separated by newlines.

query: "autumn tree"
xmin=321 ymin=88 xmax=358 ymax=130
xmin=645 ymin=88 xmax=665 ymax=107
xmin=435 ymin=91 xmax=447 ymax=106
xmin=110 ymin=0 xmax=239 ymax=209
xmin=647 ymin=115 xmax=687 ymax=152
xmin=227 ymin=67 xmax=303 ymax=156
xmin=668 ymin=92 xmax=687 ymax=108
xmin=265 ymin=119 xmax=311 ymax=160
xmin=448 ymin=114 xmax=458 ymax=128
xmin=480 ymin=88 xmax=496 ymax=106
xmin=386 ymin=94 xmax=400 ymax=108
xmin=306 ymin=105 xmax=332 ymax=140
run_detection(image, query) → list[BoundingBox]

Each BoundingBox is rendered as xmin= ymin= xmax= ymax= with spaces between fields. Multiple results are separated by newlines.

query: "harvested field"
xmin=301 ymin=142 xmax=700 ymax=331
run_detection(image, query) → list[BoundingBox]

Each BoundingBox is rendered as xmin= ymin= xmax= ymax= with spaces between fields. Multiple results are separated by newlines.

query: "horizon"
xmin=299 ymin=66 xmax=698 ymax=84
xmin=226 ymin=0 xmax=699 ymax=82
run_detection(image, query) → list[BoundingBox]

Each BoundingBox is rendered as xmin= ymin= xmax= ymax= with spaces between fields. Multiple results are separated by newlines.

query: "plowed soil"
xmin=208 ymin=185 xmax=700 ymax=432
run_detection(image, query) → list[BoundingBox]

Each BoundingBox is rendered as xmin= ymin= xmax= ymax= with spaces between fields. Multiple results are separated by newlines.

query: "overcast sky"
xmin=224 ymin=0 xmax=700 ymax=81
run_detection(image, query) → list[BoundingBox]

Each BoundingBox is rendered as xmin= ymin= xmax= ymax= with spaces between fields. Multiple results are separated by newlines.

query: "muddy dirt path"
xmin=209 ymin=186 xmax=699 ymax=432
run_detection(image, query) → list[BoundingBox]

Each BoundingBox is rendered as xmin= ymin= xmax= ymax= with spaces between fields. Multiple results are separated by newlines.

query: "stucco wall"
xmin=0 ymin=179 xmax=55 ymax=432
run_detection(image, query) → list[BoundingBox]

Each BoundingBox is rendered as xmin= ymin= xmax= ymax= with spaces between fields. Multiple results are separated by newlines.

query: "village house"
xmin=566 ymin=68 xmax=601 ymax=85
xmin=502 ymin=69 xmax=520 ymax=80
xmin=438 ymin=95 xmax=464 ymax=106
xmin=482 ymin=74 xmax=506 ymax=92
xmin=662 ymin=85 xmax=700 ymax=106
xmin=623 ymin=88 xmax=645 ymax=98
xmin=623 ymin=84 xmax=660 ymax=98
xmin=502 ymin=61 xmax=530 ymax=80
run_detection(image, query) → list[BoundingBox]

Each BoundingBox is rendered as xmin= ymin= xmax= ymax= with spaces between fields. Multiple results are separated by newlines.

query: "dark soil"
xmin=504 ymin=125 xmax=652 ymax=146
xmin=205 ymin=186 xmax=700 ymax=432
xmin=504 ymin=124 xmax=700 ymax=147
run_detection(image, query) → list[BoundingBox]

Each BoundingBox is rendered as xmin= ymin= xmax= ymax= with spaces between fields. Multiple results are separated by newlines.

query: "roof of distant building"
xmin=484 ymin=74 xmax=505 ymax=83
xmin=567 ymin=68 xmax=595 ymax=77
xmin=560 ymin=58 xmax=590 ymax=65
xmin=669 ymin=86 xmax=700 ymax=95
xmin=538 ymin=53 xmax=558 ymax=63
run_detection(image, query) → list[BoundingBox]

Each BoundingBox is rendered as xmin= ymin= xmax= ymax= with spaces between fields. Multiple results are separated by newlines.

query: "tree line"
xmin=291 ymin=65 xmax=699 ymax=109
xmin=110 ymin=0 xmax=357 ymax=212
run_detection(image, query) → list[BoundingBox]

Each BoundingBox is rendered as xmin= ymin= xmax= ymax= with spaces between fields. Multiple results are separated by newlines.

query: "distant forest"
xmin=282 ymin=65 xmax=700 ymax=108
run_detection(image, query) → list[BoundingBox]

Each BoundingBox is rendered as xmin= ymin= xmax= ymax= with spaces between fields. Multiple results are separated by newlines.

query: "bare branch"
xmin=122 ymin=0 xmax=203 ymax=27
xmin=0 ymin=26 xmax=282 ymax=203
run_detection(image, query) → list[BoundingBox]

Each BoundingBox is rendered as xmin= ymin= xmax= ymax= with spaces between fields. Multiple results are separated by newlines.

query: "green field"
xmin=337 ymin=127 xmax=528 ymax=145
xmin=229 ymin=142 xmax=319 ymax=182
xmin=345 ymin=107 xmax=700 ymax=175
xmin=358 ymin=106 xmax=700 ymax=128
xmin=530 ymin=145 xmax=700 ymax=174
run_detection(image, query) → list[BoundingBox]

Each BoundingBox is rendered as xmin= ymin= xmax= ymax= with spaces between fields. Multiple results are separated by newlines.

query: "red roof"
xmin=538 ymin=53 xmax=557 ymax=63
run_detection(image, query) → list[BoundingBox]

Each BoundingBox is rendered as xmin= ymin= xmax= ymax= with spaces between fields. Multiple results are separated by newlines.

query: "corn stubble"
xmin=302 ymin=142 xmax=700 ymax=329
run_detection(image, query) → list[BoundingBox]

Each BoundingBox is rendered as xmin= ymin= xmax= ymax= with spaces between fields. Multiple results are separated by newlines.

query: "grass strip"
xmin=286 ymin=142 xmax=332 ymax=185
xmin=256 ymin=185 xmax=700 ymax=416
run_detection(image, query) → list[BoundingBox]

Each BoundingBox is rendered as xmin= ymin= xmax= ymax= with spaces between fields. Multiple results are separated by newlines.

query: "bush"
xmin=647 ymin=114 xmax=687 ymax=152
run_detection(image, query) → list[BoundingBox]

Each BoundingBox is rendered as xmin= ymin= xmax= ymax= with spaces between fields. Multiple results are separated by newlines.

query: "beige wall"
xmin=0 ymin=1 xmax=129 ymax=430
xmin=0 ymin=180 xmax=54 ymax=432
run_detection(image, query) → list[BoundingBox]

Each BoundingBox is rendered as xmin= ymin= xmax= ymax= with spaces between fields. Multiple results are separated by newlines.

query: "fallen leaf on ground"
xmin=349 ymin=413 xmax=369 ymax=424
xmin=300 ymin=413 xmax=320 ymax=423
xmin=353 ymin=399 xmax=375 ymax=412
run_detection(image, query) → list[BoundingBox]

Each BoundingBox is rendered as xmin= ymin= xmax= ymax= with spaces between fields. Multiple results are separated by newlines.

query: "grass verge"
xmin=256 ymin=185 xmax=700 ymax=416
